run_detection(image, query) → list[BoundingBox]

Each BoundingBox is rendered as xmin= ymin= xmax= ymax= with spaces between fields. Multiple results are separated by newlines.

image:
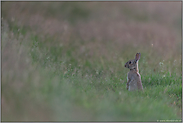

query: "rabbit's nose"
xmin=124 ymin=64 xmax=126 ymax=67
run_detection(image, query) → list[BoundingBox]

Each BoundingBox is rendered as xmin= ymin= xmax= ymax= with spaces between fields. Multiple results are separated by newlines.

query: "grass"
xmin=1 ymin=1 xmax=182 ymax=122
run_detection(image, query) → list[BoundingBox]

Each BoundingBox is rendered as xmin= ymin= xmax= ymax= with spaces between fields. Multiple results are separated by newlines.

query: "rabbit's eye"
xmin=129 ymin=61 xmax=131 ymax=64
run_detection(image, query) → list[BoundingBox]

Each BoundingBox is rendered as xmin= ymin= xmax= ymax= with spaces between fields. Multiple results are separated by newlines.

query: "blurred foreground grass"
xmin=1 ymin=2 xmax=182 ymax=121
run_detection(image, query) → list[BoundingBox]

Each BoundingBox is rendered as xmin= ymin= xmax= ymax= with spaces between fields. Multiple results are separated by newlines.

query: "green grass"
xmin=2 ymin=22 xmax=181 ymax=121
xmin=2 ymin=2 xmax=182 ymax=122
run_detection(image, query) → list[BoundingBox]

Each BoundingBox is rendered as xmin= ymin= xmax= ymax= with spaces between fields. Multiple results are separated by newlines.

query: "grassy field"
xmin=1 ymin=1 xmax=182 ymax=122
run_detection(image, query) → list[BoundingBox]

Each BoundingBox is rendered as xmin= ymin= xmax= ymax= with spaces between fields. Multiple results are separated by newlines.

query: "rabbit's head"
xmin=124 ymin=53 xmax=141 ymax=70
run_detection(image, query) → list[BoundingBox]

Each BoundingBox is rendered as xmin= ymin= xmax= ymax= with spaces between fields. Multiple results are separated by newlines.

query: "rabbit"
xmin=124 ymin=53 xmax=143 ymax=91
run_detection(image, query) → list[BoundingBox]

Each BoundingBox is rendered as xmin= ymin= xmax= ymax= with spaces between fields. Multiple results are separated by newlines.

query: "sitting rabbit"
xmin=124 ymin=53 xmax=143 ymax=91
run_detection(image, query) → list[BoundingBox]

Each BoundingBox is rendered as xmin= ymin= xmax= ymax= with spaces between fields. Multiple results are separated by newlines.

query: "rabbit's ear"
xmin=135 ymin=53 xmax=141 ymax=61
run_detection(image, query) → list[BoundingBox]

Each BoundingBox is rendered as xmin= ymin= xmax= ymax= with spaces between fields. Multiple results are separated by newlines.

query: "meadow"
xmin=1 ymin=2 xmax=182 ymax=121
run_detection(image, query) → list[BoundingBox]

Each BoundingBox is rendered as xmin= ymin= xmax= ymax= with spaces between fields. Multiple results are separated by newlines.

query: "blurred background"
xmin=1 ymin=1 xmax=182 ymax=122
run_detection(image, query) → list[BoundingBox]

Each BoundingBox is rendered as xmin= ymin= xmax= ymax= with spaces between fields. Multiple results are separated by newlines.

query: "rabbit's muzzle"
xmin=124 ymin=63 xmax=128 ymax=68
